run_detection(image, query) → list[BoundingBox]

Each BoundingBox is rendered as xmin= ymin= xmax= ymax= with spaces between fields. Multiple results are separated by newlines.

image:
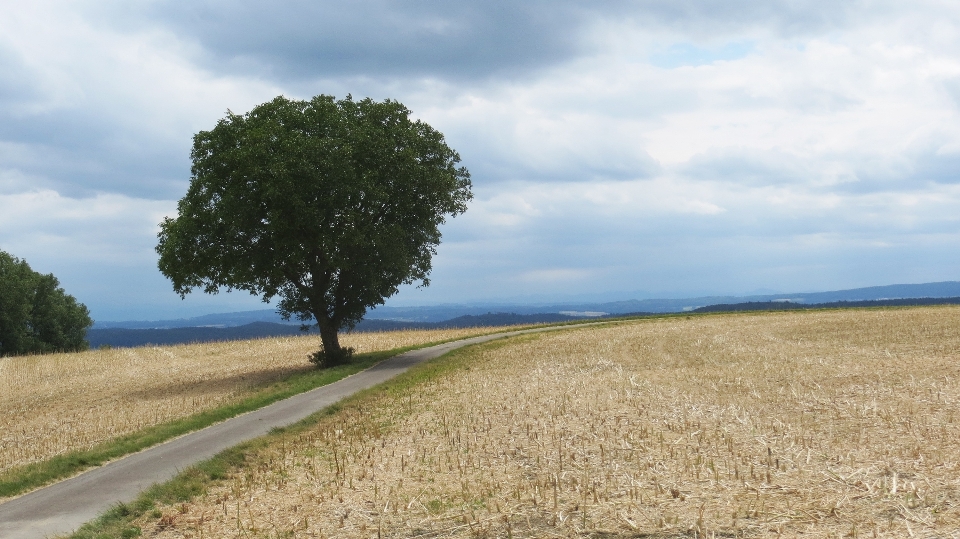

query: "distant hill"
xmin=86 ymin=312 xmax=588 ymax=349
xmin=92 ymin=309 xmax=291 ymax=330
xmin=92 ymin=281 xmax=960 ymax=329
xmin=87 ymin=281 xmax=960 ymax=348
xmin=692 ymin=297 xmax=960 ymax=313
xmin=86 ymin=322 xmax=310 ymax=348
xmin=362 ymin=281 xmax=960 ymax=321
xmin=86 ymin=295 xmax=960 ymax=349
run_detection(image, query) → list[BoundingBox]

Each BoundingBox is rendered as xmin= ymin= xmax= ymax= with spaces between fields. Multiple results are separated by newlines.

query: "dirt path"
xmin=0 ymin=323 xmax=599 ymax=539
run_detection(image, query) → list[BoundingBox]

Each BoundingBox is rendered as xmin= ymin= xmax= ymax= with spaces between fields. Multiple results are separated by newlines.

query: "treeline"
xmin=86 ymin=312 xmax=584 ymax=349
xmin=0 ymin=250 xmax=92 ymax=356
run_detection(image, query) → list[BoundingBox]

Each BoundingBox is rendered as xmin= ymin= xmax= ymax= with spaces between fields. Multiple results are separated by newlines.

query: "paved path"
xmin=0 ymin=323 xmax=597 ymax=539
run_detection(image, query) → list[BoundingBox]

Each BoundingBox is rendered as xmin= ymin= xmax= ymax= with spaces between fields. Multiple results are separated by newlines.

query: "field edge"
xmin=0 ymin=326 xmax=543 ymax=503
xmin=62 ymin=329 xmax=548 ymax=539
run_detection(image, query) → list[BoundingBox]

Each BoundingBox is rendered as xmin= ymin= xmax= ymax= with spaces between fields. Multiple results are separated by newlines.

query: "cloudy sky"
xmin=2 ymin=1 xmax=960 ymax=321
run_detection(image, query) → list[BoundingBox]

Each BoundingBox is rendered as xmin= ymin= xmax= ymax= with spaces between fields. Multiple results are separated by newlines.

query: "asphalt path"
xmin=0 ymin=322 xmax=600 ymax=539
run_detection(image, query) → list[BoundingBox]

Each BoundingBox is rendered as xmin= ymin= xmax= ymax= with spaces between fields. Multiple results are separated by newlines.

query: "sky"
xmin=2 ymin=1 xmax=960 ymax=321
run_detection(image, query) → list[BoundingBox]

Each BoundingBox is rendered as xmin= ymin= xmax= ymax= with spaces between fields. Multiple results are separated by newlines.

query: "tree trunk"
xmin=310 ymin=315 xmax=351 ymax=367
xmin=318 ymin=319 xmax=341 ymax=355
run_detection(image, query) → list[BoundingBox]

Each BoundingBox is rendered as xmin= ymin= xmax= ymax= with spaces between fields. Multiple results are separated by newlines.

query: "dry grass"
xmin=137 ymin=307 xmax=960 ymax=538
xmin=0 ymin=327 xmax=503 ymax=473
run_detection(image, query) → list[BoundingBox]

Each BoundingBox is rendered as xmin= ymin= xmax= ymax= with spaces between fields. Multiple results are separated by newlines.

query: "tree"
xmin=0 ymin=250 xmax=93 ymax=356
xmin=156 ymin=95 xmax=472 ymax=366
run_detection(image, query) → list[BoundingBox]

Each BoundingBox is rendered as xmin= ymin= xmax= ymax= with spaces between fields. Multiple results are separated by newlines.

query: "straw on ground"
xmin=135 ymin=307 xmax=960 ymax=538
xmin=0 ymin=328 xmax=499 ymax=474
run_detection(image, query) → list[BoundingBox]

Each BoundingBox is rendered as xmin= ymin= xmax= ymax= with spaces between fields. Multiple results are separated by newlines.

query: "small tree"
xmin=156 ymin=95 xmax=472 ymax=366
xmin=0 ymin=250 xmax=93 ymax=356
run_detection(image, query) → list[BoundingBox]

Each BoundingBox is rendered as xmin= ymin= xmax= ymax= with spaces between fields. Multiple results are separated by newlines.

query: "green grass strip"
xmin=66 ymin=440 xmax=258 ymax=539
xmin=58 ymin=304 xmax=960 ymax=537
xmin=64 ymin=332 xmax=533 ymax=539
xmin=0 ymin=350 xmax=384 ymax=500
xmin=0 ymin=328 xmax=530 ymax=500
xmin=2 ymin=308 xmax=879 ymax=497
xmin=59 ymin=305 xmax=941 ymax=538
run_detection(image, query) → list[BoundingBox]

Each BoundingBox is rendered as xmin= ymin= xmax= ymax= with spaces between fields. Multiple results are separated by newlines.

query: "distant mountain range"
xmin=86 ymin=312 xmax=585 ymax=349
xmin=86 ymin=295 xmax=960 ymax=349
xmin=362 ymin=281 xmax=960 ymax=322
xmin=691 ymin=296 xmax=960 ymax=313
xmin=86 ymin=281 xmax=960 ymax=349
xmin=93 ymin=280 xmax=960 ymax=329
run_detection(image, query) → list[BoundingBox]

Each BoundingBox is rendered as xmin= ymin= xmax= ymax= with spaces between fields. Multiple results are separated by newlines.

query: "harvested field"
xmin=137 ymin=307 xmax=960 ymax=538
xmin=0 ymin=327 xmax=504 ymax=473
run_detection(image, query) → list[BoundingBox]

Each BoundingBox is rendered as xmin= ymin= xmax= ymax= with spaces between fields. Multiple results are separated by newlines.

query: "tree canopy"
xmin=156 ymin=94 xmax=472 ymax=366
xmin=0 ymin=250 xmax=93 ymax=356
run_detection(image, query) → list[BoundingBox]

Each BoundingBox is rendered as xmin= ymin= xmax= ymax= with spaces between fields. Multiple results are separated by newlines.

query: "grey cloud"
xmin=440 ymin=116 xmax=662 ymax=186
xmin=626 ymin=0 xmax=867 ymax=35
xmin=0 ymin=109 xmax=189 ymax=198
xmin=0 ymin=42 xmax=189 ymax=199
xmin=2 ymin=0 xmax=956 ymax=321
xmin=404 ymin=204 xmax=960 ymax=307
xmin=136 ymin=0 xmax=883 ymax=83
xmin=144 ymin=0 xmax=594 ymax=82
xmin=37 ymin=256 xmax=272 ymax=321
xmin=467 ymin=151 xmax=661 ymax=186
xmin=681 ymin=144 xmax=960 ymax=196
xmin=912 ymin=151 xmax=960 ymax=185
xmin=719 ymin=87 xmax=864 ymax=116
xmin=0 ymin=47 xmax=42 ymax=106
xmin=941 ymin=77 xmax=960 ymax=108
xmin=831 ymin=148 xmax=960 ymax=195
xmin=678 ymin=149 xmax=812 ymax=186
xmin=0 ymin=0 xmax=894 ymax=200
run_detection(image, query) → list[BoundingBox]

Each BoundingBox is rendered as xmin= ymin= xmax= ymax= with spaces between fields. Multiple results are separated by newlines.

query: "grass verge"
xmin=63 ymin=332 xmax=546 ymax=538
xmin=0 ymin=327 xmax=529 ymax=502
xmin=68 ymin=305 xmax=960 ymax=538
xmin=0 ymin=307 xmax=895 ymax=502
xmin=0 ymin=350 xmax=380 ymax=501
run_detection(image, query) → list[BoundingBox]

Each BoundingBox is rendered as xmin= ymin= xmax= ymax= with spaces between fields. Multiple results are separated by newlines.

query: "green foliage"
xmin=156 ymin=94 xmax=472 ymax=361
xmin=0 ymin=250 xmax=92 ymax=356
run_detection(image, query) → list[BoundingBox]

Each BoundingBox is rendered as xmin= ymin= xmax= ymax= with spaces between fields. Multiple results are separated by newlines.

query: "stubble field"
xmin=0 ymin=327 xmax=502 ymax=475
xmin=133 ymin=307 xmax=960 ymax=538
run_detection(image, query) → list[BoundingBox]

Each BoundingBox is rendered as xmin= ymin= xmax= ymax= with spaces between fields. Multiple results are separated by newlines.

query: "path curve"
xmin=0 ymin=322 xmax=601 ymax=539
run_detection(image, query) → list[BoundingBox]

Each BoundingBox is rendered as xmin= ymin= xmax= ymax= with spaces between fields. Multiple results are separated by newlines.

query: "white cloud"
xmin=0 ymin=1 xmax=285 ymax=198
xmin=0 ymin=189 xmax=171 ymax=268
xmin=0 ymin=188 xmax=274 ymax=320
xmin=4 ymin=1 xmax=960 ymax=317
